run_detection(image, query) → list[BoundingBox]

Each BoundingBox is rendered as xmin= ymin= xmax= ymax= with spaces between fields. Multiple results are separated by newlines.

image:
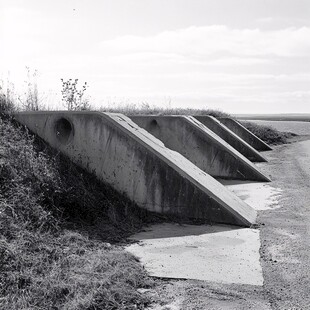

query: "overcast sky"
xmin=1 ymin=0 xmax=310 ymax=113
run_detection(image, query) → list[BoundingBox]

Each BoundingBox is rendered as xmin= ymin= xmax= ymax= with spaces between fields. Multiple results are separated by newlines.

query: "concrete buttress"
xmin=194 ymin=115 xmax=267 ymax=162
xmin=14 ymin=111 xmax=257 ymax=227
xmin=219 ymin=118 xmax=273 ymax=151
xmin=130 ymin=115 xmax=270 ymax=182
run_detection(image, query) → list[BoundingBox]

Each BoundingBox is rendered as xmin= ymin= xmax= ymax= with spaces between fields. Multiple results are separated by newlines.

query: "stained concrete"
xmin=14 ymin=111 xmax=256 ymax=226
xmin=126 ymin=223 xmax=263 ymax=286
xmin=130 ymin=115 xmax=270 ymax=182
xmin=194 ymin=116 xmax=267 ymax=162
xmin=219 ymin=118 xmax=273 ymax=151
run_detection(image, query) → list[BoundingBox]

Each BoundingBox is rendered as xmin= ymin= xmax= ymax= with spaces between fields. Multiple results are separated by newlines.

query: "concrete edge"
xmin=184 ymin=116 xmax=271 ymax=182
xmin=220 ymin=117 xmax=273 ymax=151
xmin=194 ymin=115 xmax=268 ymax=163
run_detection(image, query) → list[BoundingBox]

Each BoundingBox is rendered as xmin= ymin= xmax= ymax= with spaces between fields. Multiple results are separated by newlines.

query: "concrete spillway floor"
xmin=126 ymin=223 xmax=263 ymax=286
xmin=126 ymin=178 xmax=284 ymax=286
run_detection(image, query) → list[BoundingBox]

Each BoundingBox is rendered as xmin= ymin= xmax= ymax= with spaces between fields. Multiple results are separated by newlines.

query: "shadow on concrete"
xmin=216 ymin=179 xmax=263 ymax=186
xmin=130 ymin=223 xmax=242 ymax=240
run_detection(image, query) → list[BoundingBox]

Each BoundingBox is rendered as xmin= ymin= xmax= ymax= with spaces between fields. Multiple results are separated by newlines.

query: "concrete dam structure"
xmin=194 ymin=116 xmax=267 ymax=162
xmin=14 ymin=111 xmax=256 ymax=227
xmin=130 ymin=115 xmax=270 ymax=182
xmin=219 ymin=118 xmax=273 ymax=151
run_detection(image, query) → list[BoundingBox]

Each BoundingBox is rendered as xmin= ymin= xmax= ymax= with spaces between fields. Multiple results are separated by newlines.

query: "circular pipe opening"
xmin=54 ymin=117 xmax=74 ymax=144
xmin=150 ymin=119 xmax=158 ymax=127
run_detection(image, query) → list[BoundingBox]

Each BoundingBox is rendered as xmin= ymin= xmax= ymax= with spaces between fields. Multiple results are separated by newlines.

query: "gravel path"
xmin=146 ymin=137 xmax=310 ymax=309
xmin=259 ymin=138 xmax=310 ymax=309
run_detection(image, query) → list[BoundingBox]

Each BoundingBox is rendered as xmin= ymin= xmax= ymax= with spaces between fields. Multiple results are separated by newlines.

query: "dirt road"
xmin=259 ymin=138 xmax=310 ymax=309
xmin=146 ymin=137 xmax=310 ymax=309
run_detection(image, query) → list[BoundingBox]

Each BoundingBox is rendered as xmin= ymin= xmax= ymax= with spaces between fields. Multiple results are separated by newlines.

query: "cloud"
xmin=100 ymin=25 xmax=310 ymax=58
xmin=2 ymin=19 xmax=310 ymax=113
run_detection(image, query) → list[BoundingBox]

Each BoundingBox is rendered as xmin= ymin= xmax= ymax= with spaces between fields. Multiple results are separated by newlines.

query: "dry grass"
xmin=0 ymin=115 xmax=159 ymax=309
xmin=101 ymin=104 xmax=292 ymax=145
xmin=100 ymin=104 xmax=231 ymax=118
xmin=241 ymin=121 xmax=297 ymax=145
xmin=0 ymin=93 xmax=15 ymax=115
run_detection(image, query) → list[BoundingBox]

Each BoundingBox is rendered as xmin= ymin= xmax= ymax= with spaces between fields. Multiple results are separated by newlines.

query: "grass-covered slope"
xmin=241 ymin=121 xmax=297 ymax=145
xmin=0 ymin=115 xmax=158 ymax=310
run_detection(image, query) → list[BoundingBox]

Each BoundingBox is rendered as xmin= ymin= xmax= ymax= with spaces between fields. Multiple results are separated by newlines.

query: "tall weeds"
xmin=61 ymin=78 xmax=91 ymax=111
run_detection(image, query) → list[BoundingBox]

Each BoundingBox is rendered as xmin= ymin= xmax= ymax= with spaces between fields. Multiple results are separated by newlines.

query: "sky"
xmin=1 ymin=0 xmax=310 ymax=113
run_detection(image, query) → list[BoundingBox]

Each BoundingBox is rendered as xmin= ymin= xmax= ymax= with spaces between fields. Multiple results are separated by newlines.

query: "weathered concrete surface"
xmin=219 ymin=180 xmax=282 ymax=211
xmin=219 ymin=117 xmax=273 ymax=151
xmin=14 ymin=111 xmax=257 ymax=226
xmin=126 ymin=223 xmax=263 ymax=285
xmin=194 ymin=115 xmax=267 ymax=162
xmin=130 ymin=115 xmax=270 ymax=182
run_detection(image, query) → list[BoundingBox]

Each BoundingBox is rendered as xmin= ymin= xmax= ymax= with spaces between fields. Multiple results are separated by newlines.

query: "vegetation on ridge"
xmin=101 ymin=103 xmax=293 ymax=145
xmin=1 ymin=73 xmax=293 ymax=146
xmin=241 ymin=121 xmax=296 ymax=145
xmin=101 ymin=103 xmax=231 ymax=118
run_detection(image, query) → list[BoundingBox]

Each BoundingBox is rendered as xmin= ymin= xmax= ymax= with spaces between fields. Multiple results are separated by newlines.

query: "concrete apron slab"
xmin=218 ymin=179 xmax=283 ymax=211
xmin=126 ymin=176 xmax=283 ymax=286
xmin=126 ymin=223 xmax=263 ymax=286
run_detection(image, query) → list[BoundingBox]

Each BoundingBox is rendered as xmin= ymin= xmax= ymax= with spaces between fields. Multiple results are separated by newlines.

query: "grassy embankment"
xmin=0 ymin=111 xmax=162 ymax=308
xmin=240 ymin=121 xmax=296 ymax=145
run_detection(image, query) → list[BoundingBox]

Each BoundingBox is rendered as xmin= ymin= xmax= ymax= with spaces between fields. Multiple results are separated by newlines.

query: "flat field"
xmin=235 ymin=114 xmax=310 ymax=122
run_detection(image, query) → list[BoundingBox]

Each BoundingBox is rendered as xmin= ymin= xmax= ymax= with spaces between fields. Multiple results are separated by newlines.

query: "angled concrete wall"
xmin=14 ymin=111 xmax=256 ymax=226
xmin=194 ymin=116 xmax=267 ymax=162
xmin=130 ymin=115 xmax=270 ymax=182
xmin=219 ymin=118 xmax=272 ymax=151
